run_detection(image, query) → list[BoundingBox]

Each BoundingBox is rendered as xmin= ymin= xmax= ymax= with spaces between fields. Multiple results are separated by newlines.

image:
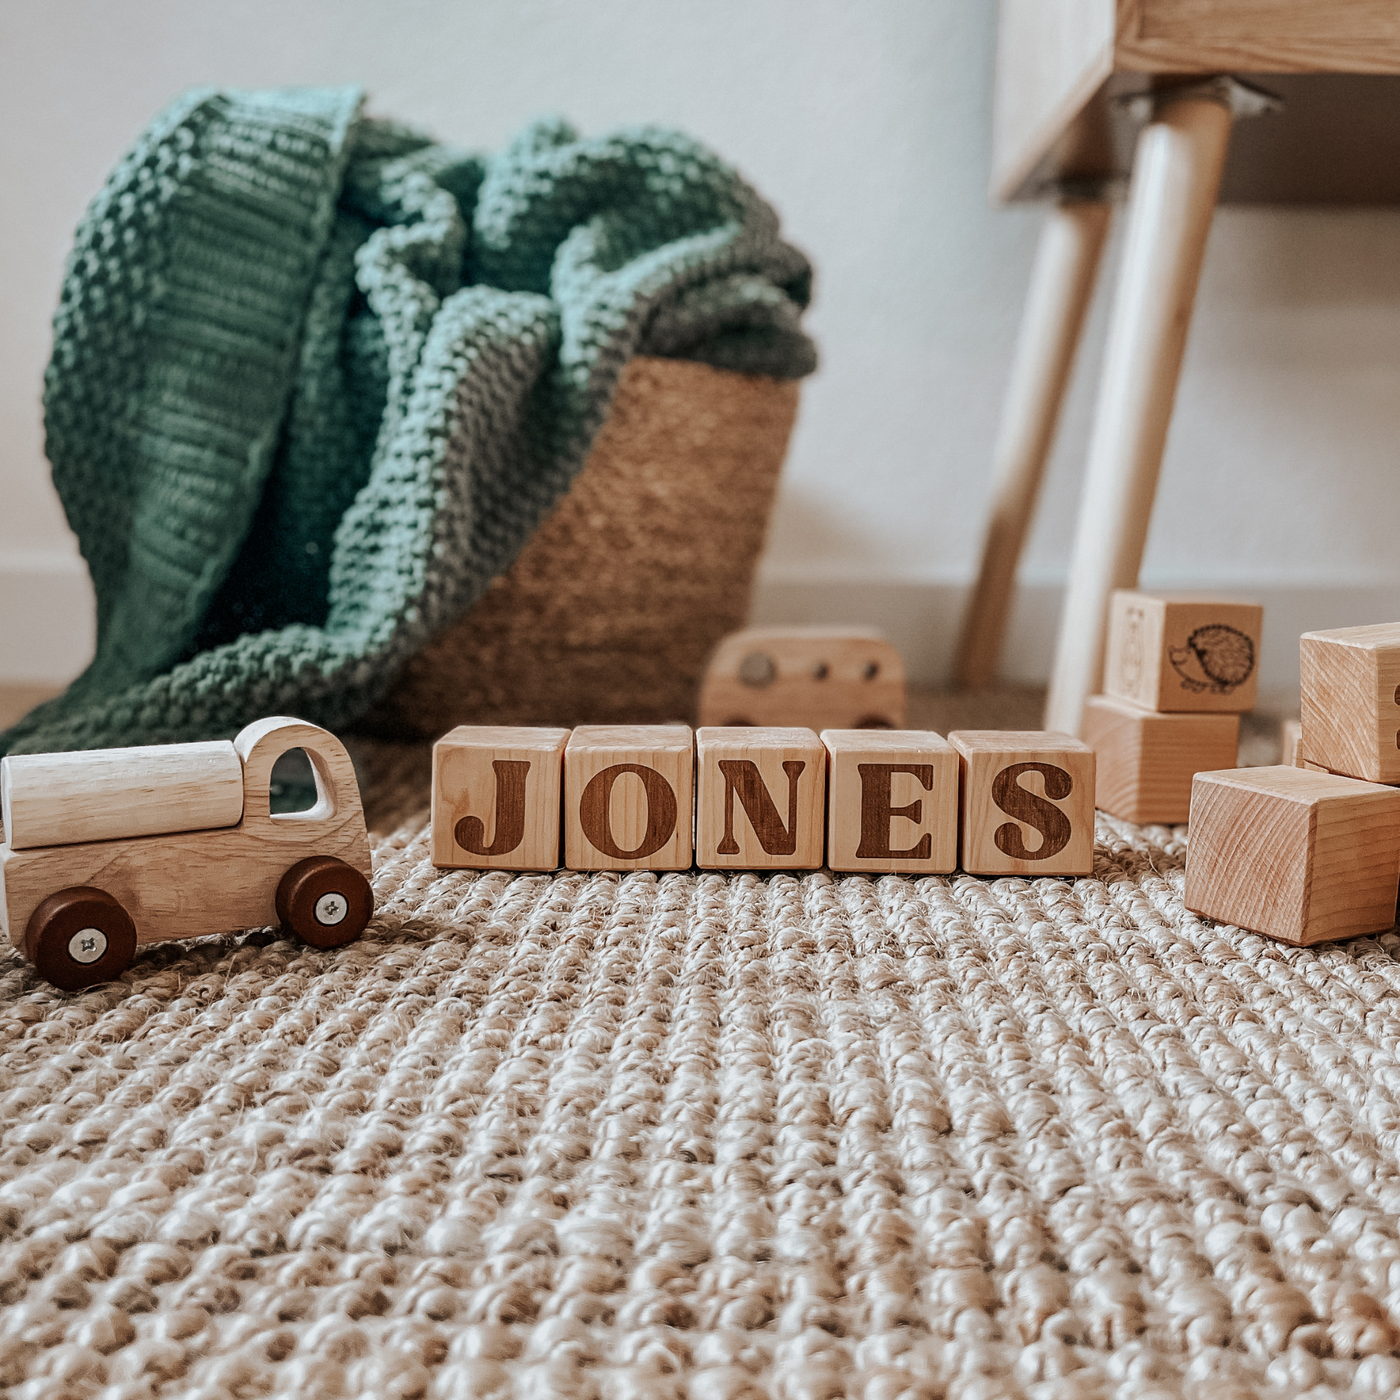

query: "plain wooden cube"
xmin=1081 ymin=695 xmax=1239 ymax=825
xmin=695 ymin=727 xmax=825 ymax=870
xmin=821 ymin=729 xmax=958 ymax=874
xmin=1103 ymin=591 xmax=1263 ymax=713
xmin=431 ymin=726 xmax=569 ymax=871
xmin=949 ymin=731 xmax=1095 ymax=877
xmin=563 ymin=725 xmax=694 ymax=871
xmin=1184 ymin=765 xmax=1400 ymax=945
xmin=1300 ymin=623 xmax=1400 ymax=784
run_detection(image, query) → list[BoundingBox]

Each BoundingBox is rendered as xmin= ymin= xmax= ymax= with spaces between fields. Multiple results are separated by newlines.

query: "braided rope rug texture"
xmin=5 ymin=749 xmax=1400 ymax=1399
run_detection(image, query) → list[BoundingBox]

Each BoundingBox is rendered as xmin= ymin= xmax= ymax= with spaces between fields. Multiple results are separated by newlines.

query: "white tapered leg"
xmin=1043 ymin=94 xmax=1234 ymax=737
xmin=954 ymin=198 xmax=1111 ymax=688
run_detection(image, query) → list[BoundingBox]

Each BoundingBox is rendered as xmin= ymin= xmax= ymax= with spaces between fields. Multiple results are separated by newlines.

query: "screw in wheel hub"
xmin=68 ymin=928 xmax=108 ymax=964
xmin=314 ymin=892 xmax=348 ymax=926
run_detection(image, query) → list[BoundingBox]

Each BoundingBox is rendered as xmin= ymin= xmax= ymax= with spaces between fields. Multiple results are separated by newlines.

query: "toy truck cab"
xmin=0 ymin=718 xmax=372 ymax=991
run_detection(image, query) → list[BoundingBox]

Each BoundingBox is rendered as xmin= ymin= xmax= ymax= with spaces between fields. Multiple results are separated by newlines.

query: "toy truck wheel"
xmin=276 ymin=856 xmax=372 ymax=949
xmin=26 ymin=887 xmax=137 ymax=992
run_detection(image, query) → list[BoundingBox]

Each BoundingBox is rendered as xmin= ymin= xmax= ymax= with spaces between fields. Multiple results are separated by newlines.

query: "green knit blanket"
xmin=3 ymin=87 xmax=815 ymax=757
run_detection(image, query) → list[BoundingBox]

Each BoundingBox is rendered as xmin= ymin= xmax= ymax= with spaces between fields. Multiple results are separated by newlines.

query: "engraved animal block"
xmin=821 ymin=730 xmax=958 ymax=874
xmin=948 ymin=731 xmax=1095 ymax=877
xmin=1081 ymin=695 xmax=1239 ymax=825
xmin=697 ymin=628 xmax=905 ymax=730
xmin=695 ymin=727 xmax=825 ymax=870
xmin=1104 ymin=591 xmax=1262 ymax=713
xmin=1300 ymin=623 xmax=1400 ymax=784
xmin=564 ymin=726 xmax=694 ymax=871
xmin=431 ymin=726 xmax=569 ymax=871
xmin=1185 ymin=765 xmax=1400 ymax=945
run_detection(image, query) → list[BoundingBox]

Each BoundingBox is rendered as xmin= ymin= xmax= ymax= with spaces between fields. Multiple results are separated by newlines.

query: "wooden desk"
xmin=955 ymin=1 xmax=1400 ymax=733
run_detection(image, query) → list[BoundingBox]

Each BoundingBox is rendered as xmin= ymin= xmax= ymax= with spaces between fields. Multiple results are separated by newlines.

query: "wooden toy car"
xmin=1 ymin=717 xmax=372 ymax=991
xmin=697 ymin=627 xmax=906 ymax=731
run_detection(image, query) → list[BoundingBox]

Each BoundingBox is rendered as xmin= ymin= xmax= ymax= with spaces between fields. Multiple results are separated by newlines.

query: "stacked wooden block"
xmin=1185 ymin=622 xmax=1400 ymax=946
xmin=1082 ymin=591 xmax=1260 ymax=824
xmin=431 ymin=725 xmax=1097 ymax=877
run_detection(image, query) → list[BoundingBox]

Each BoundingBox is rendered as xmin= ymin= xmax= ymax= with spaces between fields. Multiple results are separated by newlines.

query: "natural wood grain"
xmin=431 ymin=726 xmax=569 ymax=872
xmin=1081 ymin=693 xmax=1238 ymax=823
xmin=1 ymin=719 xmax=371 ymax=949
xmin=955 ymin=199 xmax=1112 ymax=687
xmin=1300 ymin=622 xmax=1400 ymax=784
xmin=821 ymin=729 xmax=958 ymax=875
xmin=698 ymin=629 xmax=905 ymax=731
xmin=949 ymin=730 xmax=1096 ymax=877
xmin=563 ymin=725 xmax=694 ymax=872
xmin=695 ymin=727 xmax=826 ymax=871
xmin=1184 ymin=764 xmax=1400 ymax=945
xmin=2 ymin=740 xmax=244 ymax=851
xmin=1102 ymin=591 xmax=1263 ymax=714
xmin=1043 ymin=94 xmax=1235 ymax=739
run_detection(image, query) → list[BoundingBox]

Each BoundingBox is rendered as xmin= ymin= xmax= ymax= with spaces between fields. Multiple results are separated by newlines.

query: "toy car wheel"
xmin=276 ymin=856 xmax=372 ymax=949
xmin=26 ymin=887 xmax=137 ymax=992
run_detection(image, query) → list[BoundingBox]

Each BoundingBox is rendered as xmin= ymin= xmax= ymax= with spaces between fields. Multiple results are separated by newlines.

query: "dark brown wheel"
xmin=26 ymin=887 xmax=137 ymax=992
xmin=276 ymin=856 xmax=372 ymax=949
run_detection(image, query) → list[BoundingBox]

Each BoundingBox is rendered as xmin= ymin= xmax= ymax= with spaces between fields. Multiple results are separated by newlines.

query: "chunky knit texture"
xmin=5 ymin=744 xmax=1400 ymax=1398
xmin=3 ymin=88 xmax=815 ymax=757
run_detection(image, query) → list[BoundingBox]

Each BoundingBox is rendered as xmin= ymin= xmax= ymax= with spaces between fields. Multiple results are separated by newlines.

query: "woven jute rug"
xmin=5 ymin=736 xmax=1400 ymax=1400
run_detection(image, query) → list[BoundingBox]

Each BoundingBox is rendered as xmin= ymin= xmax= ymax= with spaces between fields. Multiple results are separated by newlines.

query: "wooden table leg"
xmin=1043 ymin=93 xmax=1235 ymax=737
xmin=954 ymin=197 xmax=1111 ymax=689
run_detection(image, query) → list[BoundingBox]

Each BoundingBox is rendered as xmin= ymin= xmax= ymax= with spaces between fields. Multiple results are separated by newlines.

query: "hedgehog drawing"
xmin=1169 ymin=624 xmax=1255 ymax=694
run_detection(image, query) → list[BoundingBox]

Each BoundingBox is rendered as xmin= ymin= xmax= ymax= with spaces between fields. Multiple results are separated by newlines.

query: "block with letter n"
xmin=695 ymin=727 xmax=826 ymax=870
xmin=564 ymin=725 xmax=694 ymax=871
xmin=821 ymin=729 xmax=958 ymax=874
xmin=949 ymin=731 xmax=1095 ymax=877
xmin=431 ymin=726 xmax=569 ymax=871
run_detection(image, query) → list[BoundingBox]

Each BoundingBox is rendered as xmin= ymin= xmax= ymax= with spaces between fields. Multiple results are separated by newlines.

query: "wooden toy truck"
xmin=1 ymin=718 xmax=372 ymax=991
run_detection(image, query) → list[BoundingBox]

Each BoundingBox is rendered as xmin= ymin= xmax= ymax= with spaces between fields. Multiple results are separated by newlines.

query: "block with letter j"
xmin=949 ymin=731 xmax=1095 ymax=877
xmin=431 ymin=726 xmax=570 ymax=871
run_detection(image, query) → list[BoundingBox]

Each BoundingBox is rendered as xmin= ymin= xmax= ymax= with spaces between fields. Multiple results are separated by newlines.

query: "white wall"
xmin=3 ymin=1 xmax=1400 ymax=693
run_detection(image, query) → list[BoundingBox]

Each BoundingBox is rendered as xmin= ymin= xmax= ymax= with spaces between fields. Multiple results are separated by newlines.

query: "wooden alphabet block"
xmin=1184 ymin=765 xmax=1400 ymax=945
xmin=1104 ymin=591 xmax=1263 ymax=713
xmin=948 ymin=731 xmax=1095 ymax=877
xmin=821 ymin=730 xmax=958 ymax=874
xmin=1300 ymin=623 xmax=1400 ymax=784
xmin=431 ymin=726 xmax=569 ymax=871
xmin=1081 ymin=695 xmax=1239 ymax=825
xmin=695 ymin=727 xmax=825 ymax=870
xmin=563 ymin=726 xmax=694 ymax=871
xmin=698 ymin=628 xmax=906 ymax=730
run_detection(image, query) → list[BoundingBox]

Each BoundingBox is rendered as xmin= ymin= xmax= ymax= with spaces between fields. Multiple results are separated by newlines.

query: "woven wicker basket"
xmin=367 ymin=355 xmax=800 ymax=737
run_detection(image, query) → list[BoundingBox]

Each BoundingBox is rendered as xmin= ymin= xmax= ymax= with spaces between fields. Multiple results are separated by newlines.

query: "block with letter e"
xmin=696 ymin=727 xmax=825 ymax=870
xmin=1185 ymin=766 xmax=1400 ymax=945
xmin=821 ymin=729 xmax=957 ymax=874
xmin=1300 ymin=622 xmax=1400 ymax=784
xmin=949 ymin=731 xmax=1095 ymax=877
xmin=564 ymin=725 xmax=694 ymax=871
xmin=431 ymin=726 xmax=569 ymax=871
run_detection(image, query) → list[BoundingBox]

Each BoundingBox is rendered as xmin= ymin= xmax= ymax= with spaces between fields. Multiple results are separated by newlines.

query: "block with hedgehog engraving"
xmin=1103 ymin=591 xmax=1262 ymax=714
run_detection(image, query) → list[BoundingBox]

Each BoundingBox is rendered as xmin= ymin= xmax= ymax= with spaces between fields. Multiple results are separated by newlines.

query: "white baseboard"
xmin=0 ymin=551 xmax=94 ymax=684
xmin=752 ymin=570 xmax=1400 ymax=696
xmin=2 ymin=549 xmax=1396 ymax=700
